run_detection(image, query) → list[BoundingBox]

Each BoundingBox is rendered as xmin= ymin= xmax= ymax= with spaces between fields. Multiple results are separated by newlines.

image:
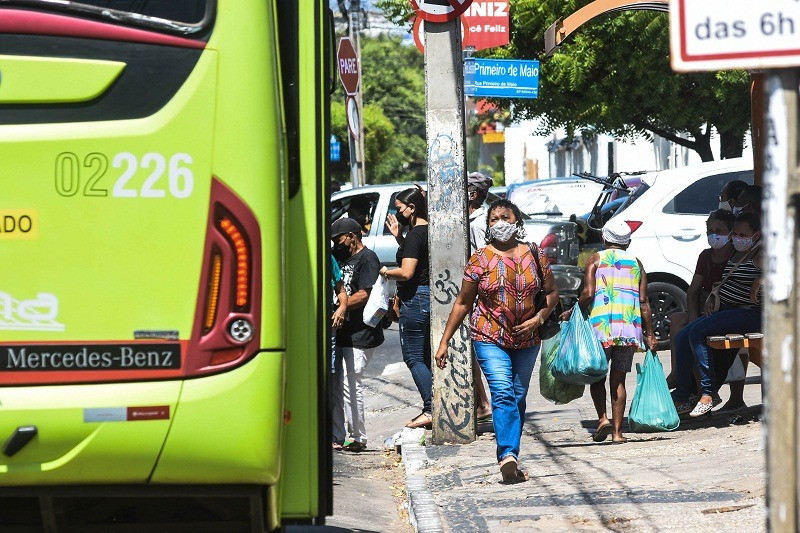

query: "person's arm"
xmin=332 ymin=280 xmax=348 ymax=330
xmin=560 ymin=253 xmax=599 ymax=320
xmin=686 ymin=274 xmax=704 ymax=322
xmin=638 ymin=260 xmax=658 ymax=351
xmin=381 ymin=257 xmax=418 ymax=281
xmin=434 ymin=281 xmax=479 ymax=369
xmin=512 ymin=251 xmax=560 ymax=338
xmin=750 ymin=248 xmax=763 ymax=304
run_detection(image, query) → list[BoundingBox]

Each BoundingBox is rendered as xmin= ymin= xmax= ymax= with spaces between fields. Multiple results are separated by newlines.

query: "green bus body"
xmin=0 ymin=0 xmax=330 ymax=528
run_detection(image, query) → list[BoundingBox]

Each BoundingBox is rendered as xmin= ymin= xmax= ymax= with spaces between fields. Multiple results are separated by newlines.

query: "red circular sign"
xmin=411 ymin=0 xmax=473 ymax=23
xmin=337 ymin=37 xmax=360 ymax=96
xmin=413 ymin=16 xmax=470 ymax=53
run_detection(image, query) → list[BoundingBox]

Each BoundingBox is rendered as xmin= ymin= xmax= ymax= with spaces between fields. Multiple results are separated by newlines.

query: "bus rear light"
xmin=203 ymin=253 xmax=223 ymax=332
xmin=186 ymin=178 xmax=262 ymax=377
xmin=219 ymin=217 xmax=250 ymax=307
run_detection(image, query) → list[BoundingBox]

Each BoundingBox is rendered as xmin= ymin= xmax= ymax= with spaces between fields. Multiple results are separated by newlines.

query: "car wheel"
xmin=647 ymin=281 xmax=687 ymax=350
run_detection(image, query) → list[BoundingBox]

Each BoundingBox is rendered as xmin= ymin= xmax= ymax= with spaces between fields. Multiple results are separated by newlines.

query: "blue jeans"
xmin=473 ymin=341 xmax=539 ymax=463
xmin=673 ymin=308 xmax=762 ymax=400
xmin=399 ymin=285 xmax=432 ymax=414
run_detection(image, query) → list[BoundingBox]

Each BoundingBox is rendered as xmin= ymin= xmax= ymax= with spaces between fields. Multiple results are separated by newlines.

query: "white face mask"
xmin=490 ymin=220 xmax=517 ymax=242
xmin=719 ymin=201 xmax=732 ymax=212
xmin=707 ymin=233 xmax=729 ymax=249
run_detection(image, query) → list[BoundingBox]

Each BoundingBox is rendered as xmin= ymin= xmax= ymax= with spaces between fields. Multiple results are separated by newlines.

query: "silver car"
xmin=331 ymin=183 xmax=582 ymax=300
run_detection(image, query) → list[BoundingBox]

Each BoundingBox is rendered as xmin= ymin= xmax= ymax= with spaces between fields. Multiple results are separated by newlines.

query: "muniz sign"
xmin=671 ymin=0 xmax=800 ymax=71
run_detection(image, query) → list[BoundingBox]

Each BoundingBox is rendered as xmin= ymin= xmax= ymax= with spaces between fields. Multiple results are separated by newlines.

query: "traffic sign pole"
xmin=424 ymin=18 xmax=476 ymax=445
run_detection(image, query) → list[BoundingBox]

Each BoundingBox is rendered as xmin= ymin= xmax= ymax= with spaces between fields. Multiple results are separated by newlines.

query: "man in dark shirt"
xmin=331 ymin=218 xmax=383 ymax=451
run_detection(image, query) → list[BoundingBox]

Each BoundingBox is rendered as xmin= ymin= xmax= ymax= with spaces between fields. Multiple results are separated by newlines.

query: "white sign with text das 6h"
xmin=671 ymin=0 xmax=800 ymax=71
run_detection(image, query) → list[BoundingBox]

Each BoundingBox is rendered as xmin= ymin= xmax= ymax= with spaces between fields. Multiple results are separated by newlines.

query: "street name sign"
xmin=337 ymin=37 xmax=359 ymax=95
xmin=464 ymin=58 xmax=539 ymax=98
xmin=411 ymin=0 xmax=473 ymax=23
xmin=671 ymin=0 xmax=800 ymax=71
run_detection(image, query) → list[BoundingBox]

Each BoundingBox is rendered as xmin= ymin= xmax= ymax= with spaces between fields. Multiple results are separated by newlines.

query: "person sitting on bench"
xmin=671 ymin=212 xmax=762 ymax=418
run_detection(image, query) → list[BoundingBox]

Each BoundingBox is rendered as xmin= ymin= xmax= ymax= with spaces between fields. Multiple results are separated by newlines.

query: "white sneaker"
xmin=689 ymin=400 xmax=714 ymax=417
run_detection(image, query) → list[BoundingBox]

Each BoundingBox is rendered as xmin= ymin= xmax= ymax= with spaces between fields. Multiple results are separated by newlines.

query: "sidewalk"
xmin=402 ymin=350 xmax=766 ymax=532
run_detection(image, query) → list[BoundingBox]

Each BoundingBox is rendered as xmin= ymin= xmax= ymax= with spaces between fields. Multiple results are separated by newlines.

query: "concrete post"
xmin=763 ymin=69 xmax=799 ymax=532
xmin=425 ymin=20 xmax=475 ymax=444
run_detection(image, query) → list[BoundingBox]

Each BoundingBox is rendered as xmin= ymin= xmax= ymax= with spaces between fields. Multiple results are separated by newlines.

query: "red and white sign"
xmin=463 ymin=0 xmax=509 ymax=50
xmin=671 ymin=0 xmax=800 ymax=71
xmin=413 ymin=17 xmax=469 ymax=53
xmin=411 ymin=0 xmax=473 ymax=23
xmin=337 ymin=37 xmax=360 ymax=95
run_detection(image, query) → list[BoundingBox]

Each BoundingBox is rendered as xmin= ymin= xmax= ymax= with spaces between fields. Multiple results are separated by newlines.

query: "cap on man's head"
xmin=467 ymin=172 xmax=493 ymax=191
xmin=331 ymin=217 xmax=362 ymax=240
xmin=602 ymin=217 xmax=632 ymax=245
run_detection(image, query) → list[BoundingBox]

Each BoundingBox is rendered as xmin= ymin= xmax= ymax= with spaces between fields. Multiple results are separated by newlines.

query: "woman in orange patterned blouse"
xmin=435 ymin=199 xmax=559 ymax=483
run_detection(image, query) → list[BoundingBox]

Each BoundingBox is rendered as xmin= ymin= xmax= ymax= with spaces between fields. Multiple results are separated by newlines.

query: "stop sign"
xmin=337 ymin=37 xmax=360 ymax=96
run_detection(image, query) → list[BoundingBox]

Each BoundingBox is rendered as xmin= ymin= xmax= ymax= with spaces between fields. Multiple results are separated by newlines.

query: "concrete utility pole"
xmin=762 ymin=69 xmax=799 ymax=533
xmin=425 ymin=19 xmax=475 ymax=445
xmin=349 ymin=1 xmax=366 ymax=186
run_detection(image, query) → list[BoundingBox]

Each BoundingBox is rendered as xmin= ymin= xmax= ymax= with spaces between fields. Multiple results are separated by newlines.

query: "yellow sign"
xmin=482 ymin=131 xmax=505 ymax=144
xmin=0 ymin=209 xmax=38 ymax=239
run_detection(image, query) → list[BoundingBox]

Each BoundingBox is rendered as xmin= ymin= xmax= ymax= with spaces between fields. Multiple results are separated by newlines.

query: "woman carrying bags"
xmin=434 ymin=199 xmax=559 ymax=484
xmin=381 ymin=188 xmax=432 ymax=429
xmin=560 ymin=217 xmax=658 ymax=444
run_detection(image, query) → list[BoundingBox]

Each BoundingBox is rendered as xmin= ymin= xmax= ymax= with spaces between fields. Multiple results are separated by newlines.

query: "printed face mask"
xmin=719 ymin=201 xmax=732 ymax=212
xmin=707 ymin=233 xmax=729 ymax=249
xmin=732 ymin=235 xmax=754 ymax=252
xmin=490 ymin=220 xmax=517 ymax=242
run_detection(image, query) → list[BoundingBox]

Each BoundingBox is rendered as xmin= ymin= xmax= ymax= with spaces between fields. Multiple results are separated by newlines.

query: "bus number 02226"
xmin=54 ymin=152 xmax=194 ymax=199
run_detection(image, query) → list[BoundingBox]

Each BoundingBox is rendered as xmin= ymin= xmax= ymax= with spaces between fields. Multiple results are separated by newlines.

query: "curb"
xmin=401 ymin=443 xmax=444 ymax=533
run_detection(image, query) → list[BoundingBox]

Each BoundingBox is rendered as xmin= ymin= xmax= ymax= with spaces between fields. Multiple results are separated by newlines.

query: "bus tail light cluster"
xmin=186 ymin=178 xmax=262 ymax=377
xmin=540 ymin=233 xmax=558 ymax=264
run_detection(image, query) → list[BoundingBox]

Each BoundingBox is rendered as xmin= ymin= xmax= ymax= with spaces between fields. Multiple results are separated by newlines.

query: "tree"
xmin=376 ymin=0 xmax=751 ymax=161
xmin=331 ymin=34 xmax=428 ymax=184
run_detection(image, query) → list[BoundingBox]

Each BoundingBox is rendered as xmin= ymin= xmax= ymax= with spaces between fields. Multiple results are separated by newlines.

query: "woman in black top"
xmin=381 ymin=188 xmax=432 ymax=429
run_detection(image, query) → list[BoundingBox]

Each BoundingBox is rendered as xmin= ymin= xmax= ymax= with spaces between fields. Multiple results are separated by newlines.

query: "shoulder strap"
xmin=718 ymin=243 xmax=761 ymax=287
xmin=527 ymin=242 xmax=545 ymax=282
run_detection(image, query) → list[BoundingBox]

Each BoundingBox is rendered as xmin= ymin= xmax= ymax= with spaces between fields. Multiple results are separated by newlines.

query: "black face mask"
xmin=332 ymin=241 xmax=351 ymax=262
xmin=395 ymin=209 xmax=411 ymax=227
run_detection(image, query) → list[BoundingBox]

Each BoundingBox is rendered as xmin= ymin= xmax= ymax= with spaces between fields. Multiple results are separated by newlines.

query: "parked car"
xmin=331 ymin=183 xmax=583 ymax=300
xmin=507 ymin=177 xmax=606 ymax=218
xmin=607 ymin=158 xmax=754 ymax=346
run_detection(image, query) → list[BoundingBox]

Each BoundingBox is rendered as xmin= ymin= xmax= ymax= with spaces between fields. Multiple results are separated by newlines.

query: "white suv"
xmin=608 ymin=158 xmax=754 ymax=344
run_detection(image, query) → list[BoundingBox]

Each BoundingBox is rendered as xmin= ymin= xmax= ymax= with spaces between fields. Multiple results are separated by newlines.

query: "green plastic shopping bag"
xmin=551 ymin=303 xmax=608 ymax=385
xmin=628 ymin=350 xmax=680 ymax=432
xmin=539 ymin=330 xmax=584 ymax=405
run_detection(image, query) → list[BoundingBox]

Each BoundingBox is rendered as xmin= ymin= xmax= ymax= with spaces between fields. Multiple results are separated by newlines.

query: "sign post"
xmin=337 ymin=36 xmax=364 ymax=186
xmin=416 ymin=0 xmax=476 ymax=445
xmin=670 ymin=2 xmax=800 ymax=530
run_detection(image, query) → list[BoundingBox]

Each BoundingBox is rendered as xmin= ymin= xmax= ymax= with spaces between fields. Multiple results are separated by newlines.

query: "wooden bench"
xmin=706 ymin=333 xmax=763 ymax=368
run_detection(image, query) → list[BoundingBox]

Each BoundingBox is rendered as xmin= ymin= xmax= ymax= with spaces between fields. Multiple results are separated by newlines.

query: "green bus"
xmin=0 ymin=1 xmax=331 ymax=530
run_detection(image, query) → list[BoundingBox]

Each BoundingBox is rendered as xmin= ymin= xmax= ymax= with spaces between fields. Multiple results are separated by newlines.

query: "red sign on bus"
xmin=337 ymin=37 xmax=359 ymax=96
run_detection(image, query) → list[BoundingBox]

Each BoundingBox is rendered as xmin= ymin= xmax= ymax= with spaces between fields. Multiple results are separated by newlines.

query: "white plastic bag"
xmin=725 ymin=350 xmax=748 ymax=383
xmin=363 ymin=276 xmax=389 ymax=327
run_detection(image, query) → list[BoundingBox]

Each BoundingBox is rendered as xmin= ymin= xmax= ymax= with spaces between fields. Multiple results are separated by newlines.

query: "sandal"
xmin=499 ymin=457 xmax=529 ymax=484
xmin=405 ymin=412 xmax=433 ymax=429
xmin=342 ymin=441 xmax=367 ymax=452
xmin=332 ymin=442 xmax=343 ymax=451
xmin=592 ymin=422 xmax=612 ymax=442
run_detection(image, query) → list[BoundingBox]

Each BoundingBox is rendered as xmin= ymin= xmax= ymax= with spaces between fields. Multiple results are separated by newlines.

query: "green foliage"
xmin=374 ymin=0 xmax=414 ymax=27
xmin=331 ymin=34 xmax=427 ymax=184
xmin=506 ymin=0 xmax=750 ymax=160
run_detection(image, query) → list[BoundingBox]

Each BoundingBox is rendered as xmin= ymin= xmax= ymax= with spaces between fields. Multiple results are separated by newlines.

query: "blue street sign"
xmin=464 ymin=58 xmax=540 ymax=99
xmin=330 ymin=134 xmax=341 ymax=162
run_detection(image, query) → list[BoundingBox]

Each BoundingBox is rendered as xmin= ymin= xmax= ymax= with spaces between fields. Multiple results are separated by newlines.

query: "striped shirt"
xmin=718 ymin=252 xmax=761 ymax=308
